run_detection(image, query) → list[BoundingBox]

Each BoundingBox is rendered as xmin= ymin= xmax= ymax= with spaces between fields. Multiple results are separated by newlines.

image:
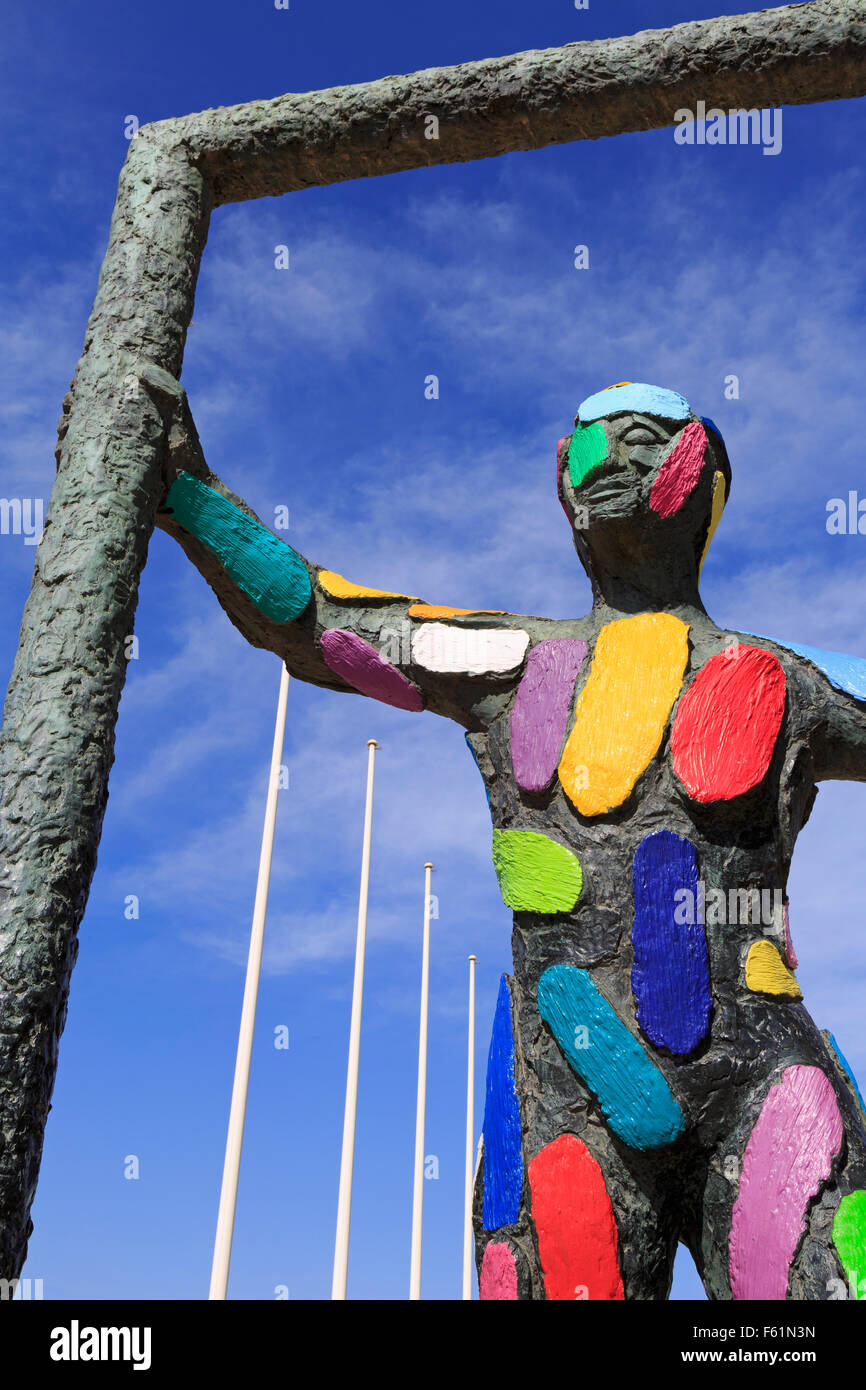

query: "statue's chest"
xmin=507 ymin=614 xmax=786 ymax=817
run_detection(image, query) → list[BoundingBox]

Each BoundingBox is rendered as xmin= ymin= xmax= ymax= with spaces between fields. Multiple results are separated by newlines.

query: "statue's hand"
xmin=136 ymin=364 xmax=210 ymax=498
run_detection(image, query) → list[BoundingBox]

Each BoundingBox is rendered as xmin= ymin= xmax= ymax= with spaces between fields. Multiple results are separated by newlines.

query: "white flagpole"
xmin=409 ymin=862 xmax=435 ymax=1300
xmin=332 ymin=738 xmax=379 ymax=1300
xmin=209 ymin=662 xmax=290 ymax=1300
xmin=462 ymin=954 xmax=477 ymax=1300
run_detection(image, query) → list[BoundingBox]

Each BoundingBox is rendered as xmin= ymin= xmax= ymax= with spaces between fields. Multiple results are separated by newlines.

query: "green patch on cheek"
xmin=568 ymin=422 xmax=608 ymax=489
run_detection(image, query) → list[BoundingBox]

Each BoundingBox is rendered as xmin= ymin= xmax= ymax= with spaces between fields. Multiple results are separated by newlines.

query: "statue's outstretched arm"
xmin=757 ymin=632 xmax=866 ymax=783
xmin=810 ymin=675 xmax=866 ymax=783
xmin=144 ymin=368 xmax=531 ymax=730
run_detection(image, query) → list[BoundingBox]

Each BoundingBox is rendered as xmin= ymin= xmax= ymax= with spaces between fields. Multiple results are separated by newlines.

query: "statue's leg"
xmin=473 ymin=970 xmax=680 ymax=1299
xmin=693 ymin=1036 xmax=866 ymax=1301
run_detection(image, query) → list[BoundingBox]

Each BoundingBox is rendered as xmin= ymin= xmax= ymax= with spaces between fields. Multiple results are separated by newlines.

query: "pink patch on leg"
xmin=729 ymin=1066 xmax=843 ymax=1300
xmin=650 ymin=422 xmax=708 ymax=518
xmin=480 ymin=1241 xmax=518 ymax=1300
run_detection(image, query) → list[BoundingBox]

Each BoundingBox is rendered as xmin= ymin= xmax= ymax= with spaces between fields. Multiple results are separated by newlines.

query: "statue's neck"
xmin=581 ymin=529 xmax=708 ymax=623
xmin=589 ymin=574 xmax=707 ymax=622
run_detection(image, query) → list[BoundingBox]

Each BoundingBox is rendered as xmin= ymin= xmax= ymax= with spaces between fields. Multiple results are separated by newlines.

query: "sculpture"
xmin=2 ymin=0 xmax=865 ymax=1289
xmin=153 ymin=378 xmax=866 ymax=1300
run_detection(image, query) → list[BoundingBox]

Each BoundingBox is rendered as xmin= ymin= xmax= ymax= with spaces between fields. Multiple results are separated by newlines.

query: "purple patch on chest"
xmin=320 ymin=629 xmax=424 ymax=712
xmin=510 ymin=638 xmax=588 ymax=792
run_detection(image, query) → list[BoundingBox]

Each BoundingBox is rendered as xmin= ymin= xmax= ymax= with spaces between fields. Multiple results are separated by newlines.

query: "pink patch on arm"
xmin=480 ymin=1242 xmax=518 ymax=1300
xmin=649 ymin=422 xmax=708 ymax=518
xmin=320 ymin=629 xmax=424 ymax=712
xmin=729 ymin=1065 xmax=843 ymax=1300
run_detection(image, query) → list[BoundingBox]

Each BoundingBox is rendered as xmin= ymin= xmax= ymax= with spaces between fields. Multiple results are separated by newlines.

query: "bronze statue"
xmin=154 ymin=379 xmax=866 ymax=1300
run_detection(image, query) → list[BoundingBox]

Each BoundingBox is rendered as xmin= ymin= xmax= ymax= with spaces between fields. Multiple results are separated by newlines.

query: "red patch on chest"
xmin=671 ymin=645 xmax=786 ymax=802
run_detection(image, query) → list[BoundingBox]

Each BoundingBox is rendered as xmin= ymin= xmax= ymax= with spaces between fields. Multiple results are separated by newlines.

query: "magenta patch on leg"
xmin=480 ymin=1241 xmax=518 ymax=1300
xmin=649 ymin=422 xmax=708 ymax=518
xmin=320 ymin=629 xmax=424 ymax=711
xmin=783 ymin=901 xmax=799 ymax=969
xmin=511 ymin=638 xmax=588 ymax=791
xmin=729 ymin=1066 xmax=843 ymax=1300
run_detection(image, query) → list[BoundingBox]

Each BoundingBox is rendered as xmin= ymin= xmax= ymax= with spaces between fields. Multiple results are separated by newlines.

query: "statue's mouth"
xmin=578 ymin=462 xmax=641 ymax=502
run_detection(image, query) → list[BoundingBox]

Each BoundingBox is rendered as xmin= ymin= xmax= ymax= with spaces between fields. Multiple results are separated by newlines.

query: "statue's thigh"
xmin=697 ymin=1061 xmax=866 ymax=1301
xmin=475 ymin=1117 xmax=679 ymax=1300
xmin=475 ymin=970 xmax=681 ymax=1299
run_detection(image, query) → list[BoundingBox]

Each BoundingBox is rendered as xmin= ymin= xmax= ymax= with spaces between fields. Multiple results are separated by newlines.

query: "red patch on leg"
xmin=528 ymin=1134 xmax=624 ymax=1300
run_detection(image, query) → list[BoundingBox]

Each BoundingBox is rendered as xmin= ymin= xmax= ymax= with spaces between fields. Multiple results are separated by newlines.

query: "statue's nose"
xmin=628 ymin=447 xmax=660 ymax=476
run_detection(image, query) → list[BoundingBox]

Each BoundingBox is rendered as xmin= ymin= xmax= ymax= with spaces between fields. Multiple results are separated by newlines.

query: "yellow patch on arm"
xmin=318 ymin=570 xmax=419 ymax=602
xmin=408 ymin=603 xmax=505 ymax=619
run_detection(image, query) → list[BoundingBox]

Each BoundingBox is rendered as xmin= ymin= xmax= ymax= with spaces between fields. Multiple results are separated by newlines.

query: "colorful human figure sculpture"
xmin=157 ymin=380 xmax=866 ymax=1300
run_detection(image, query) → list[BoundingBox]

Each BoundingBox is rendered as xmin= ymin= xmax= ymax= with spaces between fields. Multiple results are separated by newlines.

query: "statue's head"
xmin=557 ymin=383 xmax=731 ymax=591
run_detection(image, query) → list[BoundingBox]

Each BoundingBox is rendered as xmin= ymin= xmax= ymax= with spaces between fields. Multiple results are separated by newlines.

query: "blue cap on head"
xmin=577 ymin=383 xmax=691 ymax=424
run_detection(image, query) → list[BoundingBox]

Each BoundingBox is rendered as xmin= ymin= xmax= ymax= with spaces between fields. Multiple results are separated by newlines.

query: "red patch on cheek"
xmin=649 ymin=422 xmax=708 ymax=517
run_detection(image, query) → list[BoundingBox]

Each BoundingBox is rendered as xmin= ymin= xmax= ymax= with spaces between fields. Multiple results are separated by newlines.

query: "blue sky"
xmin=2 ymin=0 xmax=865 ymax=1301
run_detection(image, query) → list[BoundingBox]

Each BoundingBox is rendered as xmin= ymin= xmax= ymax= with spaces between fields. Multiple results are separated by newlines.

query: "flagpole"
xmin=409 ymin=862 xmax=434 ymax=1300
xmin=209 ymin=662 xmax=290 ymax=1300
xmin=462 ymin=954 xmax=477 ymax=1300
xmin=332 ymin=738 xmax=379 ymax=1300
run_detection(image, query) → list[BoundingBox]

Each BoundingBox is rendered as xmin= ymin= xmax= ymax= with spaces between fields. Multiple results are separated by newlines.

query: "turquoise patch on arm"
xmin=537 ymin=963 xmax=685 ymax=1149
xmin=752 ymin=634 xmax=866 ymax=700
xmin=568 ymin=422 xmax=608 ymax=489
xmin=578 ymin=384 xmax=690 ymax=423
xmin=165 ymin=472 xmax=312 ymax=623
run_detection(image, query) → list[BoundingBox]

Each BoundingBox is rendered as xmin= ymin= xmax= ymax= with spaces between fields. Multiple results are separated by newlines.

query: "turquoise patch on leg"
xmin=826 ymin=1031 xmax=866 ymax=1113
xmin=165 ymin=472 xmax=312 ymax=623
xmin=537 ymin=964 xmax=685 ymax=1149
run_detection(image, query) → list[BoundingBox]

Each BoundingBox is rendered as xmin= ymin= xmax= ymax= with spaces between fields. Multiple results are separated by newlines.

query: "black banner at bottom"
xmin=3 ymin=1297 xmax=858 ymax=1375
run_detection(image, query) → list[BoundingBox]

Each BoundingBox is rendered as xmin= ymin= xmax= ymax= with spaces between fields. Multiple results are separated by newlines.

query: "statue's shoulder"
xmin=520 ymin=614 xmax=594 ymax=641
xmin=745 ymin=632 xmax=866 ymax=702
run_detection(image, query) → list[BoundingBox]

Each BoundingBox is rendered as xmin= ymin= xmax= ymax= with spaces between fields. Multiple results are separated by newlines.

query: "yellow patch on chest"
xmin=745 ymin=940 xmax=803 ymax=998
xmin=558 ymin=612 xmax=690 ymax=815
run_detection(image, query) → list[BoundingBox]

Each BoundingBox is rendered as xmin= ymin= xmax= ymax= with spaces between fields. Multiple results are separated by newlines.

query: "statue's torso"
xmin=466 ymin=608 xmax=825 ymax=1134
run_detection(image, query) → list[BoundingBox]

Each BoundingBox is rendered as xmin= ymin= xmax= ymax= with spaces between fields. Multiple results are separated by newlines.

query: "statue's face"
xmin=564 ymin=412 xmax=683 ymax=519
xmin=558 ymin=385 xmax=730 ymax=573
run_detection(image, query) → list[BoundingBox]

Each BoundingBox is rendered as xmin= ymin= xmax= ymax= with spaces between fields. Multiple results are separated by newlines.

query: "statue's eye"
xmin=621 ymin=426 xmax=661 ymax=446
